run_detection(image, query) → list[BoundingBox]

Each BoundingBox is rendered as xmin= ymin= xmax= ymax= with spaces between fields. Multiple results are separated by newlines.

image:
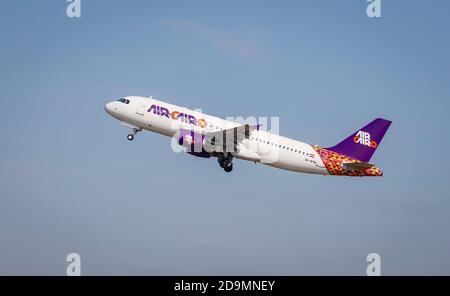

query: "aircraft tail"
xmin=326 ymin=118 xmax=392 ymax=162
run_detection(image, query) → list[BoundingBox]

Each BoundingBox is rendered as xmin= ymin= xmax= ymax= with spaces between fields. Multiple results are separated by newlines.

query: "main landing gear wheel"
xmin=218 ymin=152 xmax=234 ymax=172
xmin=219 ymin=160 xmax=229 ymax=169
xmin=127 ymin=134 xmax=134 ymax=141
xmin=224 ymin=165 xmax=233 ymax=173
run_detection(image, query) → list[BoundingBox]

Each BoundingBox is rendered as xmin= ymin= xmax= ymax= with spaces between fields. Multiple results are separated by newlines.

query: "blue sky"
xmin=0 ymin=0 xmax=449 ymax=275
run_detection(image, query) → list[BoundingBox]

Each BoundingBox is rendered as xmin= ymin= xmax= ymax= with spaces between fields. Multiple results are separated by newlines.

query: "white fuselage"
xmin=105 ymin=96 xmax=329 ymax=175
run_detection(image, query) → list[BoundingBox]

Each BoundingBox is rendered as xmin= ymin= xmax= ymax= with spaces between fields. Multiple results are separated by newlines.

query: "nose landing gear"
xmin=127 ymin=128 xmax=142 ymax=141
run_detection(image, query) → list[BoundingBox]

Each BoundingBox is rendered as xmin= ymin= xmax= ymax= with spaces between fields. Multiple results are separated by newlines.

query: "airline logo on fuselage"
xmin=148 ymin=104 xmax=207 ymax=128
xmin=353 ymin=130 xmax=377 ymax=148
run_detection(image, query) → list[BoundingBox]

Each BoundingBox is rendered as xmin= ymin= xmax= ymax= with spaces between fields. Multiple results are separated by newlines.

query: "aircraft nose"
xmin=104 ymin=102 xmax=114 ymax=115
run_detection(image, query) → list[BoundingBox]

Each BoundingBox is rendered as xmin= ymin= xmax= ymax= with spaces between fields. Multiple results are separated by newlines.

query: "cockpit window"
xmin=117 ymin=98 xmax=130 ymax=104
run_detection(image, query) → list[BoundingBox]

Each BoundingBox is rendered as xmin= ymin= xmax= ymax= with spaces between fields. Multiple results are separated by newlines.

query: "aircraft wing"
xmin=203 ymin=124 xmax=259 ymax=152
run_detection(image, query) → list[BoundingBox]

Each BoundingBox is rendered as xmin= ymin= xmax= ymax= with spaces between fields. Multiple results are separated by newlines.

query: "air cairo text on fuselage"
xmin=147 ymin=104 xmax=207 ymax=128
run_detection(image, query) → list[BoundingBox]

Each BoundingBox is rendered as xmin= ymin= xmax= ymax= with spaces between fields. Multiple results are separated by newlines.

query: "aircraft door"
xmin=136 ymin=97 xmax=148 ymax=115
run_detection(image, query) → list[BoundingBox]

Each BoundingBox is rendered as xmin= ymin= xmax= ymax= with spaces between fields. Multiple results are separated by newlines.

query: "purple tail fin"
xmin=326 ymin=118 xmax=392 ymax=162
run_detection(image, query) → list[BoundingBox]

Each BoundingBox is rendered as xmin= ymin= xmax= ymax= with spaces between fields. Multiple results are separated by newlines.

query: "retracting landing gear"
xmin=127 ymin=128 xmax=142 ymax=141
xmin=224 ymin=165 xmax=233 ymax=173
xmin=218 ymin=153 xmax=233 ymax=173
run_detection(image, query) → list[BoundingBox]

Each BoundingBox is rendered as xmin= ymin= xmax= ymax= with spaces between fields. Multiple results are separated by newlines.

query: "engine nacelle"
xmin=177 ymin=129 xmax=211 ymax=158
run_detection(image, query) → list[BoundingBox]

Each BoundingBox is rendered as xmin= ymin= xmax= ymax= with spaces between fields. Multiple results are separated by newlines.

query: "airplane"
xmin=105 ymin=96 xmax=391 ymax=176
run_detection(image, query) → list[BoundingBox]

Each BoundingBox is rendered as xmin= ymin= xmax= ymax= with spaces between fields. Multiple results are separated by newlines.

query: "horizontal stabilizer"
xmin=342 ymin=162 xmax=375 ymax=171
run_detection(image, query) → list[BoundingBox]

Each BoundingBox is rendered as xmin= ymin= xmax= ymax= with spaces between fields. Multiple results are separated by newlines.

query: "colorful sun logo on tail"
xmin=354 ymin=131 xmax=377 ymax=148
